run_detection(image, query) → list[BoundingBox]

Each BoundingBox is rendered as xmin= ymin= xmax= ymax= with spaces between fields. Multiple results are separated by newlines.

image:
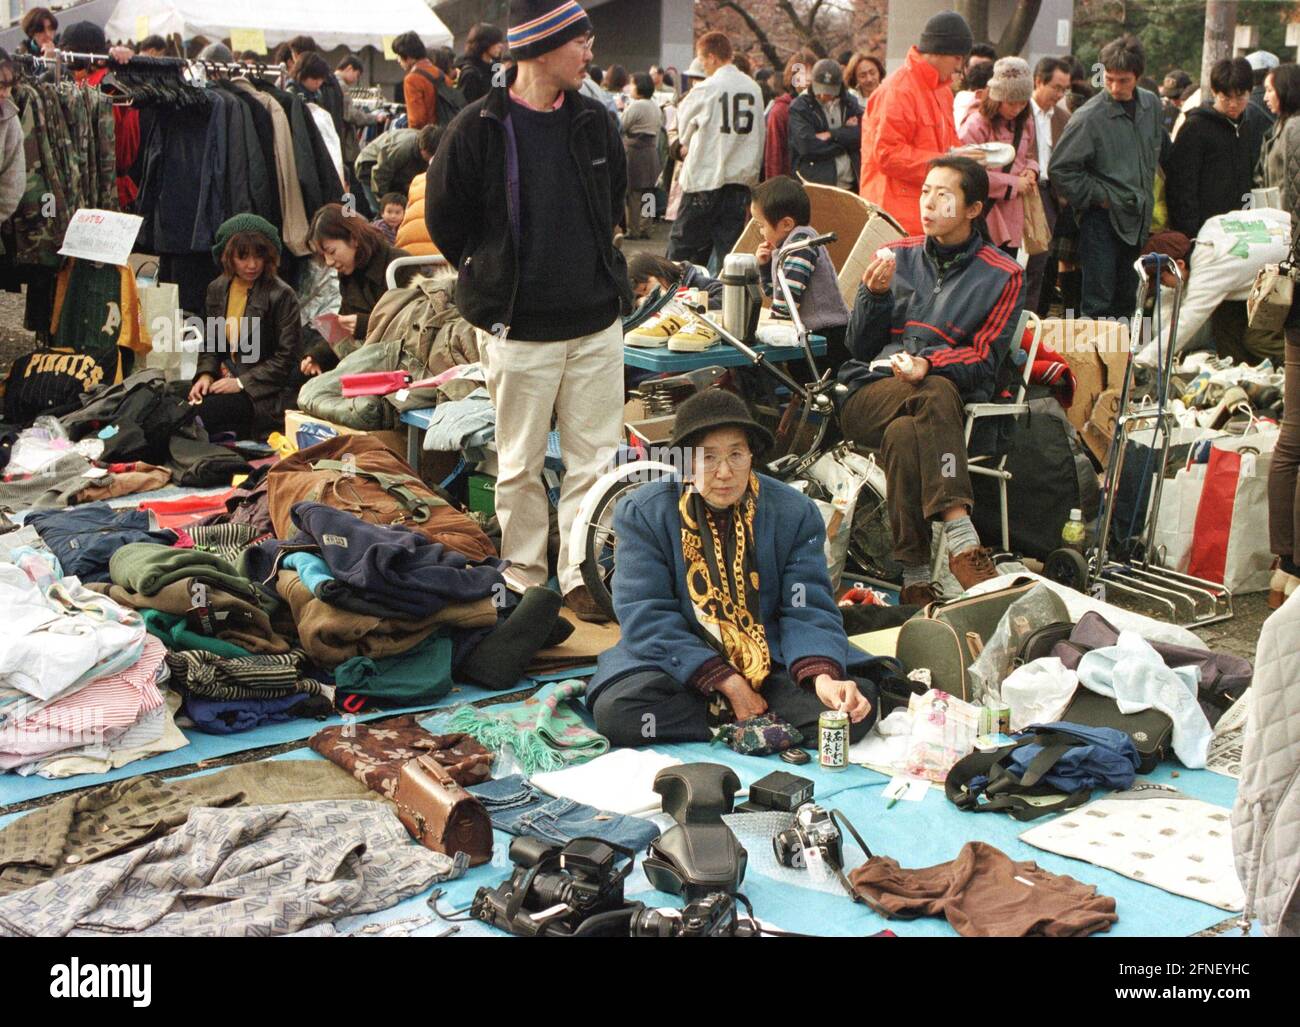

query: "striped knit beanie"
xmin=508 ymin=1 xmax=592 ymax=61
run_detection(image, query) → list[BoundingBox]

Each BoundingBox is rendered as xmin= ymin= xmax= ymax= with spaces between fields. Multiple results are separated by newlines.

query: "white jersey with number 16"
xmin=677 ymin=63 xmax=765 ymax=194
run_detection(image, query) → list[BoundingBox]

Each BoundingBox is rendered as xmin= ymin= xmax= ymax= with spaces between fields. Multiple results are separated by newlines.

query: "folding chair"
xmin=931 ymin=308 xmax=1045 ymax=578
xmin=729 ymin=184 xmax=905 ymax=308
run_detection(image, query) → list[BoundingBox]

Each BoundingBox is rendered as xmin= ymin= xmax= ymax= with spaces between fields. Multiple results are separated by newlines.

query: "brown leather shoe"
xmin=564 ymin=585 xmax=611 ymax=624
xmin=899 ymin=581 xmax=943 ymax=607
xmin=949 ymin=546 xmax=1000 ymax=591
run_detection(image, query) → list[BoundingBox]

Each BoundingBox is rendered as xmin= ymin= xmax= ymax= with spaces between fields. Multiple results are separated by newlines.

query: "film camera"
xmin=471 ymin=835 xmax=635 ymax=937
xmin=773 ymin=803 xmax=845 ymax=871
xmin=630 ymin=892 xmax=759 ymax=938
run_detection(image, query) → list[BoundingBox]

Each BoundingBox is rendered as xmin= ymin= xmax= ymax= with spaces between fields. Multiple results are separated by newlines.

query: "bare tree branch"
xmin=776 ymin=0 xmax=829 ymax=57
xmin=716 ymin=0 xmax=785 ymax=71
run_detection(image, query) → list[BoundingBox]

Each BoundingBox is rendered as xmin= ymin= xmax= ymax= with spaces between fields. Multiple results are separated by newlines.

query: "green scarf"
xmin=443 ymin=680 xmax=608 ymax=776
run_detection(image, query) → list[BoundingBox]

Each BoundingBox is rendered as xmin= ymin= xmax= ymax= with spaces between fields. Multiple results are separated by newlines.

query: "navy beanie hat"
xmin=508 ymin=1 xmax=592 ymax=61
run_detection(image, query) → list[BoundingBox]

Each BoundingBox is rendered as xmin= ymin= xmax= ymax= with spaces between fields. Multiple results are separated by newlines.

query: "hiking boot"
xmin=564 ymin=585 xmax=611 ymax=624
xmin=899 ymin=581 xmax=943 ymax=607
xmin=949 ymin=546 xmax=1000 ymax=591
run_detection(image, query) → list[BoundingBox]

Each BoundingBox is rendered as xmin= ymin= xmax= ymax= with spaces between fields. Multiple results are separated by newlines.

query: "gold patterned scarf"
xmin=679 ymin=473 xmax=771 ymax=720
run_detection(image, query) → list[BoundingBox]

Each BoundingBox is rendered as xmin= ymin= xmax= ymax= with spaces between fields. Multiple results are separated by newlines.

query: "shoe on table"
xmin=564 ymin=584 xmax=611 ymax=624
xmin=667 ymin=316 xmax=720 ymax=352
xmin=626 ymin=311 xmax=689 ymax=348
xmin=949 ymin=546 xmax=1000 ymax=591
xmin=899 ymin=581 xmax=943 ymax=607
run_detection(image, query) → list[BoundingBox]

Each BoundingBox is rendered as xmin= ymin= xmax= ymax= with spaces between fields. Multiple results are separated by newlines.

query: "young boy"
xmin=752 ymin=175 xmax=850 ymax=364
xmin=372 ymin=193 xmax=405 ymax=245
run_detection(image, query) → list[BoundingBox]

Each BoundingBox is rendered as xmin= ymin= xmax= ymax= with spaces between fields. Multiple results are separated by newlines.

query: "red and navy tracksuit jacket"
xmin=837 ymin=233 xmax=1025 ymax=404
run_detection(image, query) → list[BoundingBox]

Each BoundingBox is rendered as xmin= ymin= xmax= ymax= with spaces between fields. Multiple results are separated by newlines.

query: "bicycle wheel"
xmin=578 ymin=474 xmax=655 ymax=624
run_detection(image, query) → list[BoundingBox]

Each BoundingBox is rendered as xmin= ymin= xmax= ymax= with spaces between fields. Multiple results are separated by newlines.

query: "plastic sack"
xmin=7 ymin=417 xmax=73 ymax=475
xmin=903 ymin=689 xmax=982 ymax=783
xmin=967 ymin=583 xmax=1070 ymax=704
xmin=799 ymin=445 xmax=885 ymax=589
xmin=1000 ymin=657 xmax=1079 ymax=733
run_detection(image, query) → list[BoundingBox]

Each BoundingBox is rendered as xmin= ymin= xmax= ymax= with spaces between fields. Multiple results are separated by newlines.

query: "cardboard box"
xmin=283 ymin=409 xmax=406 ymax=459
xmin=1040 ymin=318 xmax=1131 ymax=442
xmin=1082 ymin=387 xmax=1122 ymax=466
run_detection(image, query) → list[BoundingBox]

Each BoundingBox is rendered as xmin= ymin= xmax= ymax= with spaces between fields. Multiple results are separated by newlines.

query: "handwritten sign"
xmin=230 ymin=28 xmax=268 ymax=55
xmin=59 ymin=209 xmax=144 ymax=267
xmin=382 ymin=36 xmax=397 ymax=61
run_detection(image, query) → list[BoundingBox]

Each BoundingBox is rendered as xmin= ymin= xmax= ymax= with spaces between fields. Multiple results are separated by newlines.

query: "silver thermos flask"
xmin=721 ymin=253 xmax=761 ymax=342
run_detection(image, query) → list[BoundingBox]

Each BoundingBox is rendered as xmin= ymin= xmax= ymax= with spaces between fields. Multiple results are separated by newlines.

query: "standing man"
xmin=859 ymin=11 xmax=975 ymax=236
xmin=1166 ymin=57 xmax=1268 ymax=240
xmin=393 ymin=31 xmax=447 ymax=129
xmin=1050 ymin=35 xmax=1167 ymax=319
xmin=1025 ymin=56 xmax=1072 ymax=315
xmin=425 ymin=0 xmax=632 ymax=623
xmin=666 ymin=32 xmax=764 ymax=270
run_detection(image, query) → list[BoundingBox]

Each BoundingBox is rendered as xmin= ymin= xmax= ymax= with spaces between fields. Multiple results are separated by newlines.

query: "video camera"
xmin=470 ymin=836 xmax=635 ymax=937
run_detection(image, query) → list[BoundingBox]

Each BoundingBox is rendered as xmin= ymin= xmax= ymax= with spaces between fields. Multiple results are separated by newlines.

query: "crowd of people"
xmin=1 ymin=2 xmax=1296 ymax=730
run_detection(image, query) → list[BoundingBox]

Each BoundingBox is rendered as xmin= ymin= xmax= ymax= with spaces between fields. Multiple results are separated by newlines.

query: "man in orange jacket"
xmin=859 ymin=11 xmax=979 ymax=235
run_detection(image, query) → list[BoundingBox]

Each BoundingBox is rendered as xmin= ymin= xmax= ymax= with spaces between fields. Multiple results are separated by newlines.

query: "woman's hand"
xmin=187 ymin=375 xmax=213 ymax=404
xmin=337 ymin=313 xmax=359 ymax=337
xmin=814 ymin=674 xmax=873 ymax=724
xmin=300 ymin=356 xmax=322 ymax=377
xmin=815 ymin=130 xmax=833 ymax=142
xmin=718 ymin=674 xmax=768 ymax=722
xmin=861 ymin=255 xmax=895 ymax=295
xmin=208 ymin=377 xmax=242 ymax=395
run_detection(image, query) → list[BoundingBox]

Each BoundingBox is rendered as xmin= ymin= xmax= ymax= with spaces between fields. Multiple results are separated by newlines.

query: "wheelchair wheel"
xmin=1043 ymin=547 xmax=1090 ymax=591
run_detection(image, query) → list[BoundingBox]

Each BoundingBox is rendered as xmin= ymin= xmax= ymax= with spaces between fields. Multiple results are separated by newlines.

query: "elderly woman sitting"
xmin=588 ymin=390 xmax=884 ymax=747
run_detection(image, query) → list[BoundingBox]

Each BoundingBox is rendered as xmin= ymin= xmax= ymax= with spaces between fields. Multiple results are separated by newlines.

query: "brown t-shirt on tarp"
xmin=848 ymin=840 xmax=1118 ymax=937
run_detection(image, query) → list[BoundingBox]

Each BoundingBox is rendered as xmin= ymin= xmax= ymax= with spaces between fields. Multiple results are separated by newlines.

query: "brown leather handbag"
xmin=392 ymin=754 xmax=494 ymax=865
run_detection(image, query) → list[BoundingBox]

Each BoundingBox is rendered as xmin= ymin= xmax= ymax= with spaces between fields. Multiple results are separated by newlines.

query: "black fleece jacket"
xmin=1166 ymin=103 xmax=1269 ymax=239
xmin=424 ymin=76 xmax=633 ymax=339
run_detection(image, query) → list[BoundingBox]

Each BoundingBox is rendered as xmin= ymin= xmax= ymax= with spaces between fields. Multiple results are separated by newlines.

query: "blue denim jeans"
xmin=468 ymin=775 xmax=661 ymax=851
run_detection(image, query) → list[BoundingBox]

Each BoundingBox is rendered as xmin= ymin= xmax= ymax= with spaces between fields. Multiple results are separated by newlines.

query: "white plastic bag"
xmin=966 ymin=583 xmax=1069 ymax=704
xmin=799 ymin=446 xmax=884 ymax=589
xmin=1001 ymin=657 xmax=1079 ymax=732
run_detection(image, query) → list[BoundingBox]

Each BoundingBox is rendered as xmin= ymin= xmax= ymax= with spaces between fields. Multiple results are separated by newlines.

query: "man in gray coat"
xmin=1049 ymin=35 xmax=1169 ymax=318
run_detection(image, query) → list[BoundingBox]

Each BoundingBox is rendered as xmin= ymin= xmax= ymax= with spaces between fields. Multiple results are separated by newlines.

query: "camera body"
xmin=630 ymin=892 xmax=756 ymax=938
xmin=471 ymin=836 xmax=631 ymax=937
xmin=772 ymin=803 xmax=843 ymax=870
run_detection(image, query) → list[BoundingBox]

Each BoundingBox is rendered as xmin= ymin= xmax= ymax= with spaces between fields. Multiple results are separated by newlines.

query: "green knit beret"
xmin=211 ymin=214 xmax=283 ymax=265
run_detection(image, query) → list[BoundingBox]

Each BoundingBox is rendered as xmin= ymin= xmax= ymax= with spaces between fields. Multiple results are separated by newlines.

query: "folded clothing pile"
xmin=165 ymin=649 xmax=334 ymax=735
xmin=0 ymin=561 xmax=147 ymax=730
xmin=0 ymin=609 xmax=180 ymax=775
xmin=102 ymin=541 xmax=293 ymax=658
xmin=26 ymin=504 xmax=179 ymax=584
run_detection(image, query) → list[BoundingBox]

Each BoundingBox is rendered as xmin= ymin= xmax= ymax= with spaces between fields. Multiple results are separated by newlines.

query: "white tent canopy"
xmin=103 ymin=0 xmax=452 ymax=53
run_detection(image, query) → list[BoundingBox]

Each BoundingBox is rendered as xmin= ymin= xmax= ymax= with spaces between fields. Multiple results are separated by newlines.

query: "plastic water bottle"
xmin=1061 ymin=508 xmax=1086 ymax=554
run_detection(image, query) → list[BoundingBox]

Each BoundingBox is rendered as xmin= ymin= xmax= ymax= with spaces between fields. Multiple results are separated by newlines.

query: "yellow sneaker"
xmin=626 ymin=311 xmax=689 ymax=347
xmin=667 ymin=316 xmax=721 ymax=352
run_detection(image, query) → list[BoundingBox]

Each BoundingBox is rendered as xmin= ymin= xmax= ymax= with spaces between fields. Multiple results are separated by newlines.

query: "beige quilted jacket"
xmin=1232 ymin=590 xmax=1300 ymax=936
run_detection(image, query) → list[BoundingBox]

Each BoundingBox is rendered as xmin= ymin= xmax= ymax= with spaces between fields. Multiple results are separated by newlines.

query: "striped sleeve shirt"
xmin=763 ymin=249 xmax=817 ymax=320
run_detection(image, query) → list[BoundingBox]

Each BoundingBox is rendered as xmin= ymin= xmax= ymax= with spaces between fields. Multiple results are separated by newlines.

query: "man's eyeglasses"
xmin=574 ymin=34 xmax=595 ymax=54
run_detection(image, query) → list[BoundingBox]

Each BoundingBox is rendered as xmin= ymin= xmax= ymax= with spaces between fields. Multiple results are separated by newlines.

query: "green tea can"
xmin=818 ymin=710 xmax=850 ymax=772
